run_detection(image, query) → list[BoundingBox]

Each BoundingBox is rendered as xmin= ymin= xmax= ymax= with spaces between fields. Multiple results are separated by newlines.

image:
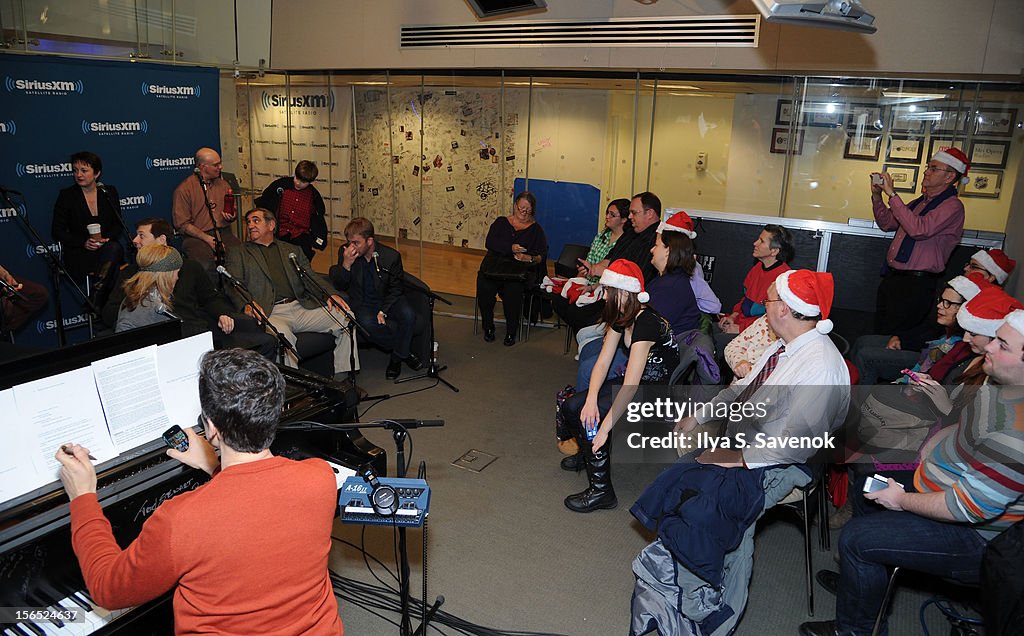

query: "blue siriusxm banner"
xmin=0 ymin=55 xmax=219 ymax=347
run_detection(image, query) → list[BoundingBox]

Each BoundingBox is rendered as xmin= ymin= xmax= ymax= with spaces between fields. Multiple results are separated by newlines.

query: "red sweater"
xmin=731 ymin=260 xmax=791 ymax=330
xmin=70 ymin=456 xmax=344 ymax=635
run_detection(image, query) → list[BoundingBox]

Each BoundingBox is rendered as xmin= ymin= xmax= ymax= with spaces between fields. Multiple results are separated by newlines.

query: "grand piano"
xmin=0 ymin=323 xmax=385 ymax=635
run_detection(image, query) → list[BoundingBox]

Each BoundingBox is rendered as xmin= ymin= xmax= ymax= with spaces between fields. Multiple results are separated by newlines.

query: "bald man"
xmin=172 ymin=147 xmax=241 ymax=282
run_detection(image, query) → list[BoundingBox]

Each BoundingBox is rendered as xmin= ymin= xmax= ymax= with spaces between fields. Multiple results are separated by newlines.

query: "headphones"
xmin=361 ymin=468 xmax=398 ymax=516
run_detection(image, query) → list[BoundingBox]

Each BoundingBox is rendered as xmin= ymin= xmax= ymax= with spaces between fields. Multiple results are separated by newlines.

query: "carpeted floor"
xmin=327 ymin=301 xmax=973 ymax=636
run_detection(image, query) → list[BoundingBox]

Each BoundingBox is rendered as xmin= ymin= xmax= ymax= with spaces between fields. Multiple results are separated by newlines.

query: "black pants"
xmin=354 ymin=296 xmax=418 ymax=359
xmin=476 ymin=273 xmax=526 ymax=336
xmin=558 ymin=378 xmax=621 ymax=442
xmin=874 ymin=271 xmax=940 ymax=336
xmin=551 ymin=294 xmax=604 ymax=332
xmin=211 ymin=313 xmax=278 ymax=361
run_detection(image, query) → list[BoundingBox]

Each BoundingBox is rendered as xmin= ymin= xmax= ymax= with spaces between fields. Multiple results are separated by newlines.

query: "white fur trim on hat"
xmin=815 ymin=319 xmax=834 ymax=335
xmin=933 ymin=149 xmax=967 ymax=175
xmin=599 ymin=268 xmax=643 ymax=294
xmin=657 ymin=220 xmax=697 ymax=239
xmin=1004 ymin=310 xmax=1024 ymax=338
xmin=948 ymin=275 xmax=983 ymax=302
xmin=638 ymin=291 xmax=650 ymax=303
xmin=972 ymin=249 xmax=1010 ymax=284
xmin=956 ymin=305 xmax=1004 ymax=338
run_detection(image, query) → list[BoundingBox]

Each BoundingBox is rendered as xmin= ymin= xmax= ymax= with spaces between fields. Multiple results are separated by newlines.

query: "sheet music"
xmin=12 ymin=367 xmax=118 ymax=484
xmin=92 ymin=345 xmax=170 ymax=454
xmin=157 ymin=332 xmax=213 ymax=430
xmin=0 ymin=388 xmax=43 ymax=502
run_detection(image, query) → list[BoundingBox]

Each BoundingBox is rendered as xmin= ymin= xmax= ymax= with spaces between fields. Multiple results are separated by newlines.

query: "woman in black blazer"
xmin=51 ymin=151 xmax=125 ymax=291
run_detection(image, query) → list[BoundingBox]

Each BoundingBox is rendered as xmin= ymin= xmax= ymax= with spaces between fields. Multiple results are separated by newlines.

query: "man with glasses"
xmin=55 ymin=349 xmax=345 ymax=634
xmin=256 ymin=160 xmax=329 ymax=261
xmin=869 ymin=147 xmax=968 ymax=343
xmin=172 ymin=147 xmax=240 ymax=282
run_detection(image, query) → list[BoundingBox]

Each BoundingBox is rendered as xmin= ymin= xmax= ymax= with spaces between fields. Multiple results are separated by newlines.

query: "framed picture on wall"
xmin=844 ymin=133 xmax=882 ymax=160
xmin=928 ymin=136 xmax=966 ymax=160
xmin=804 ymin=103 xmax=844 ymax=128
xmin=931 ymin=107 xmax=968 ymax=134
xmin=961 ymin=169 xmax=1002 ymax=198
xmin=770 ymin=127 xmax=805 ymax=154
xmin=845 ymin=103 xmax=887 ymax=131
xmin=775 ymin=99 xmax=795 ymax=126
xmin=890 ymin=106 xmax=927 ymax=134
xmin=974 ymin=108 xmax=1017 ymax=136
xmin=970 ymin=139 xmax=1010 ymax=169
xmin=882 ymin=164 xmax=920 ymax=193
xmin=886 ymin=135 xmax=924 ymax=163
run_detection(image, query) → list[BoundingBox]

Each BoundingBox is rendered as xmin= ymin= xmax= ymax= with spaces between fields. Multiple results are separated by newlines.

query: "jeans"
xmin=836 ymin=511 xmax=987 ymax=635
xmin=850 ymin=334 xmax=919 ymax=385
xmin=354 ymin=296 xmax=417 ymax=359
xmin=576 ymin=338 xmax=628 ymax=390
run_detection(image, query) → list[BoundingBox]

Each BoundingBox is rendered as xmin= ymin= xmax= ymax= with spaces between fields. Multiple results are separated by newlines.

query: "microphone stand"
xmin=98 ymin=184 xmax=136 ymax=262
xmin=2 ymin=188 xmax=96 ymax=346
xmin=219 ymin=271 xmax=296 ymax=365
xmin=380 ymin=264 xmax=458 ymax=393
xmin=196 ymin=174 xmax=226 ymax=269
xmin=289 ymin=256 xmax=373 ymax=387
xmin=278 ymin=418 xmax=445 ymax=636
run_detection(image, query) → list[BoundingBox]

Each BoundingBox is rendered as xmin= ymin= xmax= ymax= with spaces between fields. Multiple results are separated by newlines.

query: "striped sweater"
xmin=915 ymin=385 xmax=1024 ymax=538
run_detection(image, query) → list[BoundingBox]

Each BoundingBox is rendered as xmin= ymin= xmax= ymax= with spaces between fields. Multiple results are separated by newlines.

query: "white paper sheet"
xmin=157 ymin=332 xmax=213 ymax=430
xmin=0 ymin=388 xmax=43 ymax=503
xmin=12 ymin=367 xmax=118 ymax=484
xmin=91 ymin=344 xmax=171 ymax=454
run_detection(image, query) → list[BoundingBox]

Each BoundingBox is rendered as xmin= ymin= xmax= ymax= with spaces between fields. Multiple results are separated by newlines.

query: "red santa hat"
xmin=958 ymin=288 xmax=1024 ymax=337
xmin=1004 ymin=309 xmax=1024 ymax=340
xmin=971 ymin=248 xmax=1016 ymax=285
xmin=775 ymin=269 xmax=835 ymax=334
xmin=599 ymin=259 xmax=649 ymax=303
xmin=657 ymin=210 xmax=696 ymax=239
xmin=932 ymin=147 xmax=970 ymax=184
xmin=948 ymin=272 xmax=992 ymax=303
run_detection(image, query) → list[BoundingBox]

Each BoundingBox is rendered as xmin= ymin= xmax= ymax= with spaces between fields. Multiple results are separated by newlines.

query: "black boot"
xmin=560 ymin=448 xmax=585 ymax=472
xmin=564 ymin=444 xmax=617 ymax=512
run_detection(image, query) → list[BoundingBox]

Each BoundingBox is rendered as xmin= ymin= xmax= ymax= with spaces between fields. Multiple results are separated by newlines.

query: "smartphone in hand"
xmin=162 ymin=425 xmax=189 ymax=453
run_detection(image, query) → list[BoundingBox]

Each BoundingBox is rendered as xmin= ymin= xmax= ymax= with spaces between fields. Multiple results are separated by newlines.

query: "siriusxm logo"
xmin=15 ymin=161 xmax=73 ymax=178
xmin=82 ymin=119 xmax=149 ymax=135
xmin=145 ymin=155 xmax=194 ymax=171
xmin=260 ymin=89 xmax=335 ymax=112
xmin=26 ymin=242 xmax=62 ymax=259
xmin=0 ymin=119 xmax=16 ymax=135
xmin=0 ymin=202 xmax=26 ymax=221
xmin=120 ymin=192 xmax=154 ymax=209
xmin=5 ymin=76 xmax=84 ymax=95
xmin=37 ymin=312 xmax=89 ymax=334
xmin=141 ymin=82 xmax=201 ymax=99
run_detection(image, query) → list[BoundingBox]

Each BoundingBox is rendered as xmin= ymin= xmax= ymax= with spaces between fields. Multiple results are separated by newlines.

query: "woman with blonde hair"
xmin=115 ymin=244 xmax=183 ymax=332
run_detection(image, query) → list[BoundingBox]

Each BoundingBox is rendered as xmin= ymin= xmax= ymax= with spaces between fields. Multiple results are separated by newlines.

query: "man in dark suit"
xmin=329 ymin=217 xmax=420 ymax=379
xmin=225 ymin=208 xmax=357 ymax=375
xmin=101 ymin=217 xmax=276 ymax=359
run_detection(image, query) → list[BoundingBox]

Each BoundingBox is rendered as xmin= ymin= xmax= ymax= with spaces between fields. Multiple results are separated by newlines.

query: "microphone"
xmin=288 ymin=252 xmax=302 ymax=271
xmin=216 ymin=265 xmax=240 ymax=286
xmin=0 ymin=186 xmax=23 ymax=196
xmin=193 ymin=167 xmax=202 ymax=175
xmin=155 ymin=304 xmax=181 ymax=321
xmin=372 ymin=251 xmax=380 ymax=275
xmin=96 ymin=181 xmax=106 ymax=193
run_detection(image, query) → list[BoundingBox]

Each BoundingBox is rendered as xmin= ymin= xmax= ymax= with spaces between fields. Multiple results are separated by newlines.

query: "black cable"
xmin=330 ymin=532 xmax=399 ymax=591
xmin=358 ymin=378 xmax=440 ymax=419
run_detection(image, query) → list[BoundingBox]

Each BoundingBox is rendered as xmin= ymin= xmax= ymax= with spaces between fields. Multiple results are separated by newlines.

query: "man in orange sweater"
xmin=56 ymin=349 xmax=344 ymax=635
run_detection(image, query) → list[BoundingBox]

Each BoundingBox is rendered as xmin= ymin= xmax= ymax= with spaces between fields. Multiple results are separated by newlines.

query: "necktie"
xmin=736 ymin=344 xmax=786 ymax=404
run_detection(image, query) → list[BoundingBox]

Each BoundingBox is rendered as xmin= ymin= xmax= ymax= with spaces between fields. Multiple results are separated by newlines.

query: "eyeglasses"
xmin=763 ymin=298 xmax=784 ymax=304
xmin=937 ymin=298 xmax=964 ymax=309
xmin=924 ymin=165 xmax=953 ymax=173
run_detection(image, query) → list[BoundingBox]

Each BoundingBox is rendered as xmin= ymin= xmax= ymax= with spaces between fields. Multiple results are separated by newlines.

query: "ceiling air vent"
xmin=401 ymin=15 xmax=760 ymax=49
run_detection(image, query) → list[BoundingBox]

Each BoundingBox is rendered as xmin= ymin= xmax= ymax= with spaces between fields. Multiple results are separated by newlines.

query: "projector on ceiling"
xmin=751 ymin=0 xmax=877 ymax=34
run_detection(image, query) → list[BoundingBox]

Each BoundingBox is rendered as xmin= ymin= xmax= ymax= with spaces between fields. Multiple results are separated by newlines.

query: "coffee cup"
xmin=87 ymin=223 xmax=102 ymax=239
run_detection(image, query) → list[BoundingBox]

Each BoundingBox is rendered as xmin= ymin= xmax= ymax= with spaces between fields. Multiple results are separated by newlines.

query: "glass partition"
xmin=234 ymin=70 xmax=1022 ymax=291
